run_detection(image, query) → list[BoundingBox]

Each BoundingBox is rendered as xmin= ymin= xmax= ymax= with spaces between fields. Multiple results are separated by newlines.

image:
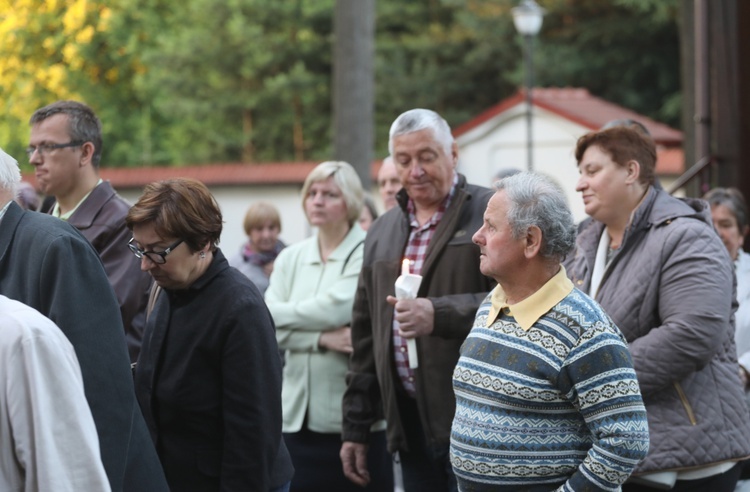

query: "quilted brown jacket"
xmin=566 ymin=186 xmax=750 ymax=474
xmin=342 ymin=175 xmax=495 ymax=452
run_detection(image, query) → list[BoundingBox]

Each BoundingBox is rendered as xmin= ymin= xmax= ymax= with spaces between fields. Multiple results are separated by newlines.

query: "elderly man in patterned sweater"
xmin=450 ymin=172 xmax=649 ymax=492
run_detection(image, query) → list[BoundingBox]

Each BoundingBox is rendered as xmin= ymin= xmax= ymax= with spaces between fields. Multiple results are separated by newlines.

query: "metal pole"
xmin=693 ymin=0 xmax=710 ymax=191
xmin=524 ymin=33 xmax=534 ymax=172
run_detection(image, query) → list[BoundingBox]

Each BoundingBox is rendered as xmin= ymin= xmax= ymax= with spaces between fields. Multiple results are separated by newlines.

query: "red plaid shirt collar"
xmin=403 ymin=173 xmax=459 ymax=275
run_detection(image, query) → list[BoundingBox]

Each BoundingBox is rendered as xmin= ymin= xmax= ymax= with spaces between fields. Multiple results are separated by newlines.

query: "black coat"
xmin=0 ymin=201 xmax=168 ymax=492
xmin=134 ymin=250 xmax=294 ymax=491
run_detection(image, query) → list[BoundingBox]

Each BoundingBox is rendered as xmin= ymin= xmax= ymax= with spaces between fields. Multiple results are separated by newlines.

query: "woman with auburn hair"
xmin=566 ymin=127 xmax=750 ymax=491
xmin=126 ymin=178 xmax=293 ymax=492
xmin=265 ymin=161 xmax=391 ymax=491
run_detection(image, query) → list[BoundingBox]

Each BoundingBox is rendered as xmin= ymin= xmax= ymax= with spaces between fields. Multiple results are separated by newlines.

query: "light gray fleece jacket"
xmin=566 ymin=186 xmax=750 ymax=474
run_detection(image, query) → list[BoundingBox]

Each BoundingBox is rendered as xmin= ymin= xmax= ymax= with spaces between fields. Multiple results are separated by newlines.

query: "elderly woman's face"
xmin=576 ymin=145 xmax=632 ymax=224
xmin=305 ymin=176 xmax=348 ymax=229
xmin=249 ymin=221 xmax=280 ymax=253
xmin=132 ymin=222 xmax=209 ymax=290
xmin=711 ymin=204 xmax=746 ymax=261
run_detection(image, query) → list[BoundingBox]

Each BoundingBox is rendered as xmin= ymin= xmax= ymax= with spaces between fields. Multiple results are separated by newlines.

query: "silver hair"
xmin=496 ymin=172 xmax=576 ymax=261
xmin=703 ymin=187 xmax=749 ymax=231
xmin=0 ymin=148 xmax=21 ymax=199
xmin=388 ymin=109 xmax=454 ymax=156
xmin=301 ymin=161 xmax=364 ymax=227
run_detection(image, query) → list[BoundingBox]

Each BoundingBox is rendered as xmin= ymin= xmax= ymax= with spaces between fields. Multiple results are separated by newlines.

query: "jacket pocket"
xmin=674 ymin=382 xmax=698 ymax=425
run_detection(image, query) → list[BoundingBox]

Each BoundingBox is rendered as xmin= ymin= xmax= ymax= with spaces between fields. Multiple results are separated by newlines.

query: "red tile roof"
xmin=454 ymin=87 xmax=683 ymax=146
xmin=22 ymin=161 xmax=384 ymax=190
xmin=454 ymin=87 xmax=684 ymax=175
xmin=655 ymin=147 xmax=684 ymax=175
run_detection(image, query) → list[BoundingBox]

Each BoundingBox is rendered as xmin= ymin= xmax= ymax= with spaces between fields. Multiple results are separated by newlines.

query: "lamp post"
xmin=512 ymin=0 xmax=545 ymax=172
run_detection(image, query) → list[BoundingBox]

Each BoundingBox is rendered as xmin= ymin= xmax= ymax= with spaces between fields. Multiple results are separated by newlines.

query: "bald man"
xmin=377 ymin=156 xmax=401 ymax=211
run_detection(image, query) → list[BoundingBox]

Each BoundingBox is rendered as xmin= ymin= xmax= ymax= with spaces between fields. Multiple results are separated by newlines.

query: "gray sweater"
xmin=566 ymin=186 xmax=750 ymax=474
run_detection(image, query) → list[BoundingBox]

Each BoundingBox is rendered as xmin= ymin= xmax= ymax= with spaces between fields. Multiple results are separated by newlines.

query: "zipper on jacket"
xmin=673 ymin=382 xmax=698 ymax=426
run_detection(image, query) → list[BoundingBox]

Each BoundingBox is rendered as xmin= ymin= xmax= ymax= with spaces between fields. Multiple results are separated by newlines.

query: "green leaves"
xmin=0 ymin=0 xmax=681 ymax=168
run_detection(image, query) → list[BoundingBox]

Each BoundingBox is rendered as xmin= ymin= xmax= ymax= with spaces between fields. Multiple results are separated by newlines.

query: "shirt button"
xmin=401 ymin=347 xmax=406 ymax=352
xmin=408 ymin=377 xmax=414 ymax=382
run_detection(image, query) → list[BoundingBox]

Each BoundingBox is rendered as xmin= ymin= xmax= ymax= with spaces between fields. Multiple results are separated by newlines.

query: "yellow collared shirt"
xmin=487 ymin=266 xmax=574 ymax=331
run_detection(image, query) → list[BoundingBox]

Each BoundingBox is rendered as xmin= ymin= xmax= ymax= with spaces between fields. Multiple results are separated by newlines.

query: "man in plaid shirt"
xmin=341 ymin=109 xmax=495 ymax=492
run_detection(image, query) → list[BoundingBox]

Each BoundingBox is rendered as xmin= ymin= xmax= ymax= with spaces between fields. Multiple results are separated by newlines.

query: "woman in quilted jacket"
xmin=566 ymin=126 xmax=750 ymax=492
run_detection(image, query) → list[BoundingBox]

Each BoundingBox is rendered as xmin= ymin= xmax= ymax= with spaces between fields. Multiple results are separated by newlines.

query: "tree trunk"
xmin=242 ymin=108 xmax=254 ymax=163
xmin=332 ymin=0 xmax=375 ymax=187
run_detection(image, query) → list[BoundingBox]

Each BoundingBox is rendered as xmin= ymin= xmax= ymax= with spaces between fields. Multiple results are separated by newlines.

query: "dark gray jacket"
xmin=0 ymin=201 xmax=168 ymax=491
xmin=566 ymin=186 xmax=750 ymax=474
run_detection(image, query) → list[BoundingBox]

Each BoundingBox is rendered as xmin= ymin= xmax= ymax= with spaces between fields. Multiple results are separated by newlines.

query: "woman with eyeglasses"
xmin=126 ymin=178 xmax=294 ymax=492
xmin=265 ymin=161 xmax=391 ymax=491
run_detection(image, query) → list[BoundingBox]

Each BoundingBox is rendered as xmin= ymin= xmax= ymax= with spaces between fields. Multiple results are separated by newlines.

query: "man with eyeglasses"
xmin=0 ymin=147 xmax=168 ymax=491
xmin=28 ymin=100 xmax=152 ymax=363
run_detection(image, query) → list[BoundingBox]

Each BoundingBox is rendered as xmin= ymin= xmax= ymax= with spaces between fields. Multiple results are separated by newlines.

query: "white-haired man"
xmin=341 ymin=109 xmax=495 ymax=491
xmin=451 ymin=173 xmax=649 ymax=490
xmin=0 ymin=147 xmax=167 ymax=492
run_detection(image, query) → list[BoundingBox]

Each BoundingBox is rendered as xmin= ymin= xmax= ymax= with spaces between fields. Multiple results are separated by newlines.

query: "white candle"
xmin=406 ymin=339 xmax=418 ymax=369
xmin=401 ymin=258 xmax=410 ymax=276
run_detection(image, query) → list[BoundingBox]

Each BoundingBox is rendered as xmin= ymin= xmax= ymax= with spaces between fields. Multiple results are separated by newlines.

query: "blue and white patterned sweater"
xmin=450 ymin=288 xmax=649 ymax=492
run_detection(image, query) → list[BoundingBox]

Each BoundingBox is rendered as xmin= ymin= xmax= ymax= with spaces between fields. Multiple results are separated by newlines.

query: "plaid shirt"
xmin=393 ymin=174 xmax=458 ymax=398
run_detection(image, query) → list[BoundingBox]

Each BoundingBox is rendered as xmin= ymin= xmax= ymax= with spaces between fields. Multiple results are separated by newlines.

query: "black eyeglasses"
xmin=128 ymin=238 xmax=184 ymax=265
xmin=25 ymin=141 xmax=84 ymax=158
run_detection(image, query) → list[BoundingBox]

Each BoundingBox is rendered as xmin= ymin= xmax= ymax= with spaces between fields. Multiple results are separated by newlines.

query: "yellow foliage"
xmin=98 ymin=6 xmax=112 ymax=30
xmin=63 ymin=0 xmax=88 ymax=34
xmin=76 ymin=25 xmax=95 ymax=44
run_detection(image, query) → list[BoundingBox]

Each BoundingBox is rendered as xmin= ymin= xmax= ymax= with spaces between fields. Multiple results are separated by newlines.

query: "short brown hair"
xmin=574 ymin=127 xmax=657 ymax=186
xmin=126 ymin=178 xmax=223 ymax=252
xmin=243 ymin=202 xmax=281 ymax=236
xmin=30 ymin=100 xmax=103 ymax=168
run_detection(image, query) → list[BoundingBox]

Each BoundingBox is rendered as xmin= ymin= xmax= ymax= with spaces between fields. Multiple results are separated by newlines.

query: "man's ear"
xmin=451 ymin=142 xmax=459 ymax=168
xmin=524 ymin=225 xmax=543 ymax=259
xmin=79 ymin=142 xmax=95 ymax=168
xmin=625 ymin=159 xmax=641 ymax=184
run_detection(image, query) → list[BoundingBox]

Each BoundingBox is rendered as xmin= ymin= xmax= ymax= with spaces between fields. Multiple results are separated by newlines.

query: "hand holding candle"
xmin=395 ymin=258 xmax=422 ymax=368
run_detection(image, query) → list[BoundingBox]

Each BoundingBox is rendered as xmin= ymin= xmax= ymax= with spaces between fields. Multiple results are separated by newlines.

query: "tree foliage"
xmin=0 ymin=0 xmax=681 ymax=168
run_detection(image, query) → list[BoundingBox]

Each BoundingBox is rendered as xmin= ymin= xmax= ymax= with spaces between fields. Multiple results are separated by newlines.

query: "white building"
xmin=454 ymin=87 xmax=684 ymax=222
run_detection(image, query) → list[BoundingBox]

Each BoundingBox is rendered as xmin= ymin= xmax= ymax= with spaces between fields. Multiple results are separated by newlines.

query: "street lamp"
xmin=512 ymin=0 xmax=545 ymax=172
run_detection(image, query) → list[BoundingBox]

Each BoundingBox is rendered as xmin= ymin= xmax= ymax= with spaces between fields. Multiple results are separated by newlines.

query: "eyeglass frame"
xmin=128 ymin=237 xmax=184 ymax=265
xmin=25 ymin=141 xmax=84 ymax=158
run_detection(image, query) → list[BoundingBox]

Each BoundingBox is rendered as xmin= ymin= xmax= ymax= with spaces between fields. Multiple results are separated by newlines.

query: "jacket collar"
xmin=395 ymin=173 xmax=468 ymax=212
xmin=166 ymin=248 xmax=230 ymax=297
xmin=0 ymin=201 xmax=23 ymax=263
xmin=415 ymin=174 xmax=472 ymax=277
xmin=301 ymin=224 xmax=366 ymax=265
xmin=64 ymin=181 xmax=117 ymax=229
